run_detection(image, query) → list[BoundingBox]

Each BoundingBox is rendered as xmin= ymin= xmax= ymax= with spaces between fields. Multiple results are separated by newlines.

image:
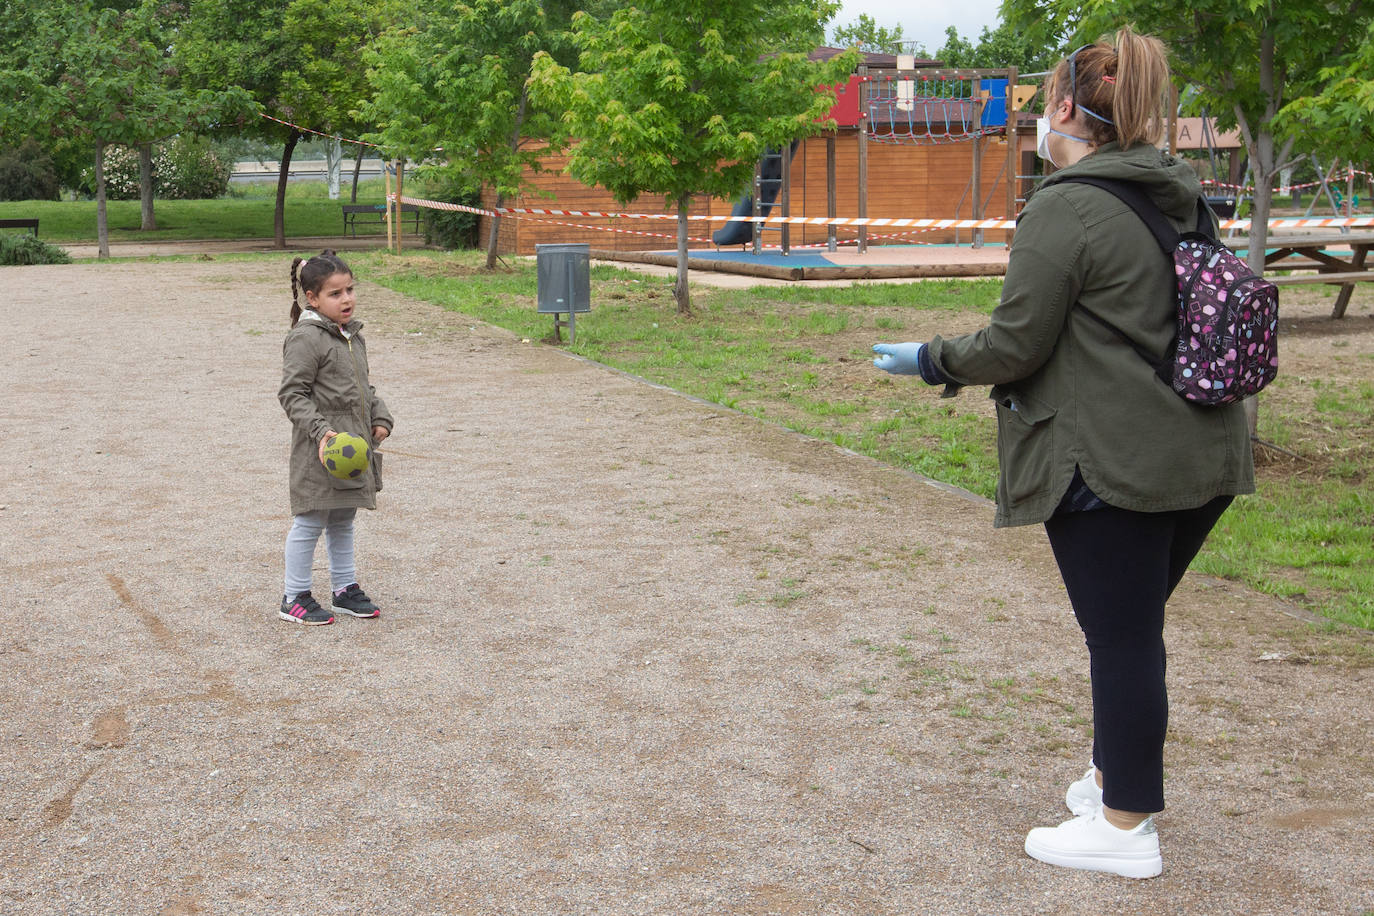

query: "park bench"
xmin=1226 ymin=231 xmax=1374 ymax=318
xmin=341 ymin=203 xmax=421 ymax=238
xmin=0 ymin=218 xmax=39 ymax=236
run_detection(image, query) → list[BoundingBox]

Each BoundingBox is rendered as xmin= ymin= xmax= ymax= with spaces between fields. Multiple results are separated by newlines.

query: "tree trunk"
xmin=95 ymin=142 xmax=110 ymax=260
xmin=485 ymin=193 xmax=504 ymax=269
xmin=351 ymin=144 xmax=363 ymax=203
xmin=326 ymin=138 xmax=342 ymax=200
xmin=274 ymin=129 xmax=301 ymax=249
xmin=1233 ymin=27 xmax=1299 ymax=438
xmin=673 ymin=195 xmax=691 ymax=315
xmin=139 ymin=142 xmax=156 ymax=231
xmin=484 ymin=91 xmax=529 ymax=269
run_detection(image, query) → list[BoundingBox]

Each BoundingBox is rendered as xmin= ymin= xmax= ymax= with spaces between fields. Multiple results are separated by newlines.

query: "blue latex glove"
xmin=872 ymin=342 xmax=926 ymax=375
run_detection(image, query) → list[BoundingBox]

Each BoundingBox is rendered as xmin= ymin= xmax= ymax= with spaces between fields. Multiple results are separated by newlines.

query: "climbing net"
xmin=865 ymin=74 xmax=1001 ymax=145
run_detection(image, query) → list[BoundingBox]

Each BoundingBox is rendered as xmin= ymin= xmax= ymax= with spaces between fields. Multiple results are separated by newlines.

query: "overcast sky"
xmin=831 ymin=0 xmax=1005 ymax=55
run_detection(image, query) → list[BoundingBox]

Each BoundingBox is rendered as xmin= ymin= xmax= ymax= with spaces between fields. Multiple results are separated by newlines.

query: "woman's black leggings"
xmin=1043 ymin=496 xmax=1233 ymax=813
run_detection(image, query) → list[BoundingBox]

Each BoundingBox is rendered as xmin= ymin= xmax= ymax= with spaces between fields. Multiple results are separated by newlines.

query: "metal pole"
xmin=826 ymin=133 xmax=837 ymax=253
xmin=781 ymin=143 xmax=792 ymax=255
xmin=384 ymin=162 xmax=393 ymax=251
xmin=858 ymin=65 xmax=869 ymax=255
xmin=972 ymin=90 xmax=985 ymax=249
xmin=394 ymin=159 xmax=405 ymax=255
xmin=1004 ymin=68 xmax=1018 ymax=249
xmin=752 ymin=159 xmax=763 ymax=256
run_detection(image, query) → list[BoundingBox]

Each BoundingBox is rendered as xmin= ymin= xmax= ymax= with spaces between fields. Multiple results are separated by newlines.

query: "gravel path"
xmin=1 ymin=258 xmax=1370 ymax=915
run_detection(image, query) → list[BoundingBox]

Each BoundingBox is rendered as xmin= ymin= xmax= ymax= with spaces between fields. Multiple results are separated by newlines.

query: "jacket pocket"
xmin=992 ymin=387 xmax=1058 ymax=506
xmin=320 ymin=411 xmax=368 ymax=491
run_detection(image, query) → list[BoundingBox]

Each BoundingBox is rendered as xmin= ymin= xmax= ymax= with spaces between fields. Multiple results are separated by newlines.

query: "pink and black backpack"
xmin=1062 ymin=177 xmax=1279 ymax=406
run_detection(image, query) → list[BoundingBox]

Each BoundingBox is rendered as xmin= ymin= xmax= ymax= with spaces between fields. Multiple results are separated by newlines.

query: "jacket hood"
xmin=1040 ymin=142 xmax=1203 ymax=223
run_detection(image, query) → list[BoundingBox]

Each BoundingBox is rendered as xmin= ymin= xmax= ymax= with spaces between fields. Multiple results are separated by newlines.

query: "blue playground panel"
xmin=674 ymin=244 xmax=975 ymax=268
xmin=681 ymin=249 xmax=839 ymax=268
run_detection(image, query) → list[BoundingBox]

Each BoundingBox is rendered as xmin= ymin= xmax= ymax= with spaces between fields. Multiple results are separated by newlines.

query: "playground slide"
xmin=712 ymin=143 xmax=795 ymax=247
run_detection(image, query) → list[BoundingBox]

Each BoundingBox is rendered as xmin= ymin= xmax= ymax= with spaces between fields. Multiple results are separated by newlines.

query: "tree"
xmin=932 ymin=23 xmax=1057 ymax=72
xmin=529 ymin=1 xmax=856 ymax=314
xmin=832 ymin=13 xmax=908 ymax=54
xmin=364 ymin=0 xmax=579 ymax=268
xmin=1003 ymin=0 xmax=1369 ymax=276
xmin=179 ymin=0 xmax=387 ymax=247
xmin=1 ymin=0 xmax=252 ymax=257
xmin=1275 ymin=20 xmax=1374 ymax=171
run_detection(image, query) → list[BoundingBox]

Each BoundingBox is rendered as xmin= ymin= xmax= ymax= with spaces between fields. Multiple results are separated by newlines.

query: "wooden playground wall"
xmin=478 ymin=130 xmax=1014 ymax=255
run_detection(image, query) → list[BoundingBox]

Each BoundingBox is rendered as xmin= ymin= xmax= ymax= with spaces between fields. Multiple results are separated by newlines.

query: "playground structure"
xmin=465 ymin=51 xmax=1344 ymax=279
xmin=477 ymin=52 xmax=1029 ymax=260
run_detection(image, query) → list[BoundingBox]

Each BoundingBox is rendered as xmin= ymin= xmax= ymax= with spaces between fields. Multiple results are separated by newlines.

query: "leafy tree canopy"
xmin=529 ymin=0 xmax=855 ymax=208
xmin=932 ymin=23 xmax=1058 ymax=72
xmin=831 ymin=13 xmax=907 ymax=54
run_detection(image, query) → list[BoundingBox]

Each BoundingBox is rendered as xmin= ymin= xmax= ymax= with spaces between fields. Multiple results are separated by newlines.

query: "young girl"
xmin=277 ymin=250 xmax=394 ymax=625
xmin=874 ymin=29 xmax=1253 ymax=878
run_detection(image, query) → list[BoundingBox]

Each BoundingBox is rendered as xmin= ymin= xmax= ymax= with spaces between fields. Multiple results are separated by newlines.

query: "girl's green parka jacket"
xmin=278 ymin=309 xmax=393 ymax=516
xmin=927 ymin=143 xmax=1254 ymax=528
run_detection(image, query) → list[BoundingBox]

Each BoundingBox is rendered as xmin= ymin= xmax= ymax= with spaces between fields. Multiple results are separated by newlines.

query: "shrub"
xmin=0 ymin=139 xmax=61 ymax=201
xmin=0 ymin=234 xmax=72 ymax=265
xmin=418 ymin=178 xmax=482 ymax=250
xmin=158 ymin=136 xmax=232 ymax=200
xmin=81 ymin=136 xmax=232 ymax=200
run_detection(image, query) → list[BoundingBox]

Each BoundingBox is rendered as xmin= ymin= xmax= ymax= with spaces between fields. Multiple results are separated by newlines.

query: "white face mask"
xmin=1036 ymin=113 xmax=1091 ymax=167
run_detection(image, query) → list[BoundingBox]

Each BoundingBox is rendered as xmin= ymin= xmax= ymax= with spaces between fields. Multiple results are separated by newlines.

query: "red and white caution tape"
xmin=394 ymin=193 xmax=1374 ymax=237
xmin=397 ymin=194 xmax=1021 ymax=230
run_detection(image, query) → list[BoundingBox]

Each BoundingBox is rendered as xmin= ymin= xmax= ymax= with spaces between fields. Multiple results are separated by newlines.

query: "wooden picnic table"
xmin=1226 ymin=231 xmax=1374 ymax=318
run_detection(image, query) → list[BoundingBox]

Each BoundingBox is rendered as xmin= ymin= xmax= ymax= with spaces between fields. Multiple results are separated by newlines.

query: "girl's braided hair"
xmin=289 ymin=249 xmax=352 ymax=327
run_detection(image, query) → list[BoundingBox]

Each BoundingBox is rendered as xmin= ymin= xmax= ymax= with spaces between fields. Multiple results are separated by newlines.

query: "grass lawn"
xmin=345 ymin=248 xmax=1373 ymax=632
xmin=0 ymin=178 xmax=392 ymax=242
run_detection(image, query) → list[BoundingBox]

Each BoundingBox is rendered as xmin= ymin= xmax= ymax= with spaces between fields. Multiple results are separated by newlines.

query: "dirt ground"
xmin=1 ymin=251 xmax=1371 ymax=915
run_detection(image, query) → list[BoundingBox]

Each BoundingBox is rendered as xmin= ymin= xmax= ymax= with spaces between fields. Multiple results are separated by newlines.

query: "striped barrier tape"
xmin=396 ymin=194 xmax=1374 ymax=234
xmin=397 ymin=194 xmax=1021 ymax=230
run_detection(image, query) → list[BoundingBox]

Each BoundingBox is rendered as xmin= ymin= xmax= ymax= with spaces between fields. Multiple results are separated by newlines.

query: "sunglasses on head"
xmin=1066 ymin=44 xmax=1115 ymax=126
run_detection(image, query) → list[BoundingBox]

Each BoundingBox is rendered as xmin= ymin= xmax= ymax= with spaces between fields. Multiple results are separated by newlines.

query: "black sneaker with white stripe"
xmin=332 ymin=583 xmax=381 ymax=618
xmin=280 ymin=591 xmax=334 ymax=625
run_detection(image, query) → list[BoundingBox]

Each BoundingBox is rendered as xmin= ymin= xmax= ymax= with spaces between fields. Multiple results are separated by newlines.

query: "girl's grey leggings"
xmin=283 ymin=507 xmax=358 ymax=597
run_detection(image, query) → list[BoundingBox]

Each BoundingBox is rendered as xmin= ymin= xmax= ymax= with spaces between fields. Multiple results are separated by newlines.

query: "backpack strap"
xmin=1053 ymin=176 xmax=1207 ymax=378
xmin=1055 ymin=176 xmax=1180 ymax=249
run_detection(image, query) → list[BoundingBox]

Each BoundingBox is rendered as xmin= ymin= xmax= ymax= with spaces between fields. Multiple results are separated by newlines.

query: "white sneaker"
xmin=1065 ymin=766 xmax=1104 ymax=816
xmin=1024 ymin=810 xmax=1163 ymax=879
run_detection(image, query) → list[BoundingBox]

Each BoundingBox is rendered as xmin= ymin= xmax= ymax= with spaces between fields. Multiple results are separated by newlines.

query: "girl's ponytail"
xmin=289 ymin=256 xmax=305 ymax=327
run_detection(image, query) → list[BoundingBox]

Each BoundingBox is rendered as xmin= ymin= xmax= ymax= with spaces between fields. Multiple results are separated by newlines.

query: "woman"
xmin=873 ymin=29 xmax=1253 ymax=879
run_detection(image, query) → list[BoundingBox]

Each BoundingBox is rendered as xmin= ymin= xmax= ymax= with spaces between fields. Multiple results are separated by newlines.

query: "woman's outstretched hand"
xmin=872 ymin=342 xmax=926 ymax=375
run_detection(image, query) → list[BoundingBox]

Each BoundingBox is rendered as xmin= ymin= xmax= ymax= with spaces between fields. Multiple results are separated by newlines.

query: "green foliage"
xmin=0 ymin=140 xmax=61 ymax=202
xmin=179 ymin=0 xmax=385 ymax=242
xmin=363 ymin=0 xmax=572 ymax=200
xmin=529 ymin=0 xmax=855 ymax=308
xmin=531 ymin=2 xmax=855 ymax=208
xmin=79 ymin=137 xmax=232 ymax=200
xmin=832 ymin=13 xmax=906 ymax=54
xmin=417 ymin=178 xmax=482 ymax=250
xmin=932 ymin=23 xmax=1059 ymax=72
xmin=12 ymin=0 xmax=255 ymax=151
xmin=1276 ymin=21 xmax=1374 ymax=165
xmin=0 ymin=234 xmax=71 ymax=265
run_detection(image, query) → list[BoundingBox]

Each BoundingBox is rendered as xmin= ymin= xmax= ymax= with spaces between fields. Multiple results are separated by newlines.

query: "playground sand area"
xmin=1 ymin=256 xmax=1371 ymax=914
